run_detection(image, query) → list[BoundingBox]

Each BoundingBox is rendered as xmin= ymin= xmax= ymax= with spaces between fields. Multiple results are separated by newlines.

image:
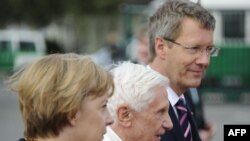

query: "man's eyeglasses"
xmin=162 ymin=37 xmax=220 ymax=57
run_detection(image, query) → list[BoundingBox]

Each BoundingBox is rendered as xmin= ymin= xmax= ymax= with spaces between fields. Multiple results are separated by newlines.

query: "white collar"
xmin=167 ymin=87 xmax=185 ymax=106
xmin=103 ymin=126 xmax=122 ymax=141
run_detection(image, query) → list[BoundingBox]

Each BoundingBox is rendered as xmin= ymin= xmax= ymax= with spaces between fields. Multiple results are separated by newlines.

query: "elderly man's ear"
xmin=117 ymin=104 xmax=133 ymax=127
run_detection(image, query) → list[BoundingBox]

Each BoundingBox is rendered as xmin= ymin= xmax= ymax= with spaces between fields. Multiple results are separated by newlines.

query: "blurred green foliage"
xmin=0 ymin=0 xmax=120 ymax=27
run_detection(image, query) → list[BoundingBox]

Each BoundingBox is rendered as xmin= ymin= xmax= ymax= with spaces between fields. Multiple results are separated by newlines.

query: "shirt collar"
xmin=103 ymin=126 xmax=123 ymax=141
xmin=167 ymin=87 xmax=186 ymax=105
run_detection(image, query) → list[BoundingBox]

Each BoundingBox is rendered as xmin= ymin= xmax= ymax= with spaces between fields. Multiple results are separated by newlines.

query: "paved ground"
xmin=0 ymin=76 xmax=249 ymax=141
xmin=203 ymin=104 xmax=250 ymax=141
xmin=0 ymin=76 xmax=23 ymax=141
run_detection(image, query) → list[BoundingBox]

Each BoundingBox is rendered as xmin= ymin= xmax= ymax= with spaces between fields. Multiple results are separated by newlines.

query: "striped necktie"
xmin=175 ymin=98 xmax=193 ymax=141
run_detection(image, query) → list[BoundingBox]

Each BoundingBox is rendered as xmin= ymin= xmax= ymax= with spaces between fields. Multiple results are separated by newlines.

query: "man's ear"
xmin=116 ymin=104 xmax=133 ymax=127
xmin=155 ymin=37 xmax=167 ymax=59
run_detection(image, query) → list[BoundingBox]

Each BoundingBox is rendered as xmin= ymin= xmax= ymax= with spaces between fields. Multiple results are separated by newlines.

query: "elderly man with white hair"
xmin=103 ymin=62 xmax=173 ymax=141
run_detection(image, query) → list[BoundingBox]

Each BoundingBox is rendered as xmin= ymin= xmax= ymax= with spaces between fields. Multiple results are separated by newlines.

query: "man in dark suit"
xmin=147 ymin=0 xmax=219 ymax=141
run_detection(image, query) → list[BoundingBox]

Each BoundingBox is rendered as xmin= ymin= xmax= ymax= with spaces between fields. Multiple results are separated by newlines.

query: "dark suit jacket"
xmin=161 ymin=99 xmax=201 ymax=141
xmin=185 ymin=89 xmax=207 ymax=130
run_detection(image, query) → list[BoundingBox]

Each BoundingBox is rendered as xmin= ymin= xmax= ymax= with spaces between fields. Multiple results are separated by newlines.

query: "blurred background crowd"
xmin=0 ymin=0 xmax=249 ymax=141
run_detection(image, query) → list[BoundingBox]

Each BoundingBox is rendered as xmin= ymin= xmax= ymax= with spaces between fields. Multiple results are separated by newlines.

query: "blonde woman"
xmin=8 ymin=53 xmax=114 ymax=141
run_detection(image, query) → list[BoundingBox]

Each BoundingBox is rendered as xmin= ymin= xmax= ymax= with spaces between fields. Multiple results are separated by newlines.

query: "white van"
xmin=0 ymin=28 xmax=46 ymax=71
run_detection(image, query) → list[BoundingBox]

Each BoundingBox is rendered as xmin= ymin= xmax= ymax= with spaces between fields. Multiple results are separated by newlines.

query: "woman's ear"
xmin=116 ymin=104 xmax=133 ymax=127
xmin=69 ymin=111 xmax=80 ymax=126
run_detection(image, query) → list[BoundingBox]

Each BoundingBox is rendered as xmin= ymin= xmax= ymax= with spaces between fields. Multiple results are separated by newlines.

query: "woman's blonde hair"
xmin=8 ymin=53 xmax=114 ymax=139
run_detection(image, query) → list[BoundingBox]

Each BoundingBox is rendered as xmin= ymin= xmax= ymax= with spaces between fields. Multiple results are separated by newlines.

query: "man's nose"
xmin=196 ymin=50 xmax=210 ymax=67
xmin=162 ymin=114 xmax=173 ymax=131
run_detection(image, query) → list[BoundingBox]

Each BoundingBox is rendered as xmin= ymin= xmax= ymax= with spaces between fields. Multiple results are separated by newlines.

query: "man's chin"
xmin=188 ymin=79 xmax=202 ymax=87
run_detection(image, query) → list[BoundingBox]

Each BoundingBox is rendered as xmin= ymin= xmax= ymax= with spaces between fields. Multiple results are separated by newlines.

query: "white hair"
xmin=108 ymin=61 xmax=169 ymax=118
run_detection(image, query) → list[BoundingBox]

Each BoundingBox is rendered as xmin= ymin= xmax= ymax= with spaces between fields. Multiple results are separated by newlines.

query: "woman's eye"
xmin=102 ymin=104 xmax=107 ymax=108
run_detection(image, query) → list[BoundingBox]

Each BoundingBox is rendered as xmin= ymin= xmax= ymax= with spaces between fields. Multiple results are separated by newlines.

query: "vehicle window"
xmin=222 ymin=10 xmax=245 ymax=39
xmin=19 ymin=41 xmax=36 ymax=52
xmin=0 ymin=41 xmax=12 ymax=52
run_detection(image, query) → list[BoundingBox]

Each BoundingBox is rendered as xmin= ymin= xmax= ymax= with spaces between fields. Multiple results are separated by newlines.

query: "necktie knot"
xmin=175 ymin=98 xmax=187 ymax=113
